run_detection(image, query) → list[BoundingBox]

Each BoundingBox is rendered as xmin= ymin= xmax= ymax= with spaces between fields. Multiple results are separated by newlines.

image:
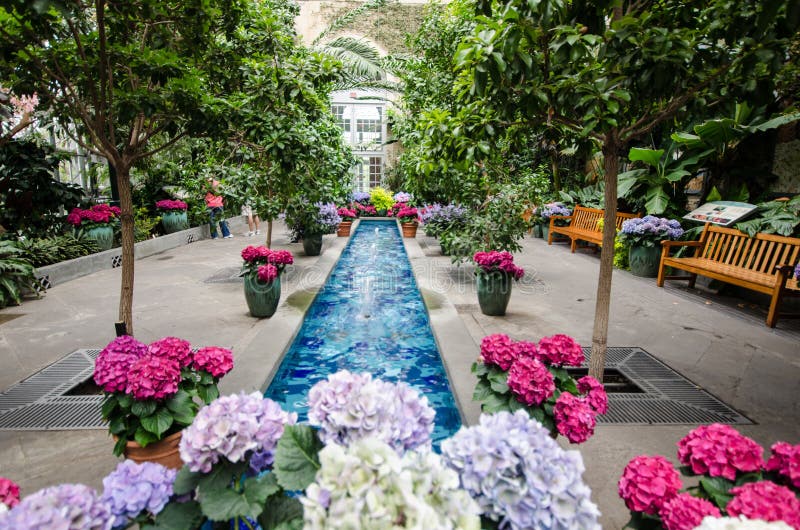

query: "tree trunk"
xmin=266 ymin=219 xmax=273 ymax=248
xmin=589 ymin=131 xmax=621 ymax=381
xmin=550 ymin=151 xmax=561 ymax=193
xmin=115 ymin=160 xmax=135 ymax=336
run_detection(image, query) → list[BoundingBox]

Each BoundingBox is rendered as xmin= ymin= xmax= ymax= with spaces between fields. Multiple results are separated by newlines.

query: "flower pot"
xmin=85 ymin=225 xmax=115 ymax=251
xmin=161 ymin=210 xmax=188 ymax=234
xmin=303 ymin=233 xmax=323 ymax=256
xmin=476 ymin=272 xmax=513 ymax=316
xmin=628 ymin=245 xmax=661 ymax=277
xmin=541 ymin=224 xmax=550 ymax=242
xmin=244 ymin=274 xmax=281 ymax=318
xmin=401 ymin=222 xmax=418 ymax=238
xmin=532 ymin=223 xmax=543 ymax=238
xmin=337 ymin=221 xmax=352 ymax=237
xmin=122 ymin=430 xmax=183 ymax=470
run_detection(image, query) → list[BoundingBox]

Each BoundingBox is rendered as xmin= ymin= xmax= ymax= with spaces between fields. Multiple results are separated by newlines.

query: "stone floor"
xmin=0 ymin=219 xmax=798 ymax=528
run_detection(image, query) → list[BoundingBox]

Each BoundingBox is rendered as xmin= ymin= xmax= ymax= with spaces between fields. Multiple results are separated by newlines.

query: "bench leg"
xmin=766 ymin=274 xmax=790 ymax=327
xmin=570 ymin=238 xmax=577 ymax=253
xmin=687 ymin=273 xmax=697 ymax=289
xmin=657 ymin=261 xmax=666 ymax=287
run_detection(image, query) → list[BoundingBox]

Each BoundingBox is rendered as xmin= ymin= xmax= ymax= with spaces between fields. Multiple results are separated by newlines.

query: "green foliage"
xmin=135 ymin=207 xmax=162 ymax=243
xmin=559 ymin=183 xmax=605 ymax=210
xmin=15 ymin=233 xmax=99 ymax=267
xmin=613 ymin=235 xmax=629 ymax=270
xmin=369 ymin=187 xmax=394 ymax=212
xmin=0 ymin=240 xmax=38 ymax=308
xmin=0 ymin=139 xmax=84 ymax=237
xmin=273 ymin=424 xmax=323 ymax=491
xmin=734 ymin=196 xmax=800 ymax=237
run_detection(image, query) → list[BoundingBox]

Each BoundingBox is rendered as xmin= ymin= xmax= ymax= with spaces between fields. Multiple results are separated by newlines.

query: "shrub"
xmin=0 ymin=240 xmax=38 ymax=308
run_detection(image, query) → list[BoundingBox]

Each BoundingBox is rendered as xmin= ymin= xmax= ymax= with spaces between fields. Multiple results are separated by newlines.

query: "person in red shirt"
xmin=204 ymin=177 xmax=232 ymax=239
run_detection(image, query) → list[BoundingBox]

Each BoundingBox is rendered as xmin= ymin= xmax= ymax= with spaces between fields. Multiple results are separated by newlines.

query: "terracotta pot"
xmin=401 ymin=222 xmax=418 ymax=238
xmin=337 ymin=221 xmax=352 ymax=237
xmin=122 ymin=430 xmax=183 ymax=469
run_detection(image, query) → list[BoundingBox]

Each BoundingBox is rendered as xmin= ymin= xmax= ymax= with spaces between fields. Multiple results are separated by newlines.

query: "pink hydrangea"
xmin=677 ymin=424 xmax=763 ymax=480
xmin=618 ymin=455 xmax=682 ymax=515
xmin=268 ymin=250 xmax=294 ymax=267
xmin=66 ymin=208 xmax=82 ymax=226
xmin=193 ymin=347 xmax=234 ymax=378
xmin=511 ymin=340 xmax=538 ymax=360
xmin=726 ymin=481 xmax=800 ymax=528
xmin=93 ymin=336 xmax=148 ymax=393
xmin=554 ymin=392 xmax=597 ymax=444
xmin=125 ymin=356 xmax=181 ymax=401
xmin=765 ymin=442 xmax=800 ymax=489
xmin=148 ymin=336 xmax=193 ymax=368
xmin=577 ymin=375 xmax=609 ymax=414
xmin=507 ymin=356 xmax=555 ymax=406
xmin=537 ymin=334 xmax=584 ymax=367
xmin=0 ymin=477 xmax=20 ymax=508
xmin=257 ymin=264 xmax=279 ymax=283
xmin=479 ymin=334 xmax=518 ymax=370
xmin=337 ymin=207 xmax=357 ymax=219
xmin=473 ymin=251 xmax=524 ymax=279
xmin=660 ymin=493 xmax=721 ymax=530
xmin=241 ymin=245 xmax=271 ymax=263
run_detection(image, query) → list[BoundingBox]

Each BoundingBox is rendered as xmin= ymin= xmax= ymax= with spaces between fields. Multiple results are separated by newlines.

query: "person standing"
xmin=205 ymin=177 xmax=232 ymax=239
xmin=242 ymin=203 xmax=261 ymax=237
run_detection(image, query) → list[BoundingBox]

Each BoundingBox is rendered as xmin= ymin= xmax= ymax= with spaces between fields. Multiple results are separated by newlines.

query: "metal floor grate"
xmin=0 ymin=349 xmax=105 ymax=430
xmin=585 ymin=347 xmax=751 ymax=425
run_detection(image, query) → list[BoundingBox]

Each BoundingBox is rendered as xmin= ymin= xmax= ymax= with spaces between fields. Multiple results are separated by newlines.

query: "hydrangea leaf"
xmin=472 ymin=361 xmax=489 ymax=376
xmin=480 ymin=391 xmax=508 ymax=413
xmin=698 ymin=476 xmax=734 ymax=509
xmin=274 ymin=424 xmax=323 ymax=491
xmin=197 ymin=383 xmax=219 ymax=404
xmin=140 ymin=407 xmax=174 ymax=438
xmin=244 ymin=473 xmax=280 ymax=506
xmin=487 ymin=370 xmax=509 ymax=394
xmin=200 ymin=487 xmax=261 ymax=521
xmin=101 ymin=395 xmax=119 ymax=418
xmin=142 ymin=500 xmax=203 ymax=530
xmin=173 ymin=467 xmax=203 ymax=496
xmin=134 ymin=426 xmax=159 ymax=447
xmin=131 ymin=400 xmax=158 ymax=418
xmin=257 ymin=494 xmax=303 ymax=530
xmin=472 ymin=377 xmax=494 ymax=402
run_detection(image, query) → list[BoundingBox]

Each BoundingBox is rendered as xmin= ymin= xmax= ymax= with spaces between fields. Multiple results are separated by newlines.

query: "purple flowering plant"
xmin=101 ymin=460 xmax=176 ymax=529
xmin=93 ymin=335 xmax=234 ymax=456
xmin=619 ymin=215 xmax=685 ymax=248
xmin=420 ymin=203 xmax=467 ymax=238
xmin=533 ymin=202 xmax=572 ymax=225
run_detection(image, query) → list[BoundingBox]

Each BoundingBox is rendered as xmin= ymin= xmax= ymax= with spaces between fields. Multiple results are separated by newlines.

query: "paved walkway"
xmin=0 ymin=219 xmax=798 ymax=528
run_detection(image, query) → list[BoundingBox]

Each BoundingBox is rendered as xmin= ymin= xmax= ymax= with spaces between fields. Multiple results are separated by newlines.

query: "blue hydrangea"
xmin=393 ymin=191 xmax=413 ymax=203
xmin=101 ymin=460 xmax=176 ymax=529
xmin=620 ymin=216 xmax=684 ymax=245
xmin=441 ymin=411 xmax=601 ymax=530
xmin=351 ymin=191 xmax=371 ymax=203
xmin=316 ymin=202 xmax=342 ymax=230
xmin=536 ymin=203 xmax=572 ymax=220
xmin=794 ymin=262 xmax=799 ymax=280
xmin=0 ymin=484 xmax=112 ymax=530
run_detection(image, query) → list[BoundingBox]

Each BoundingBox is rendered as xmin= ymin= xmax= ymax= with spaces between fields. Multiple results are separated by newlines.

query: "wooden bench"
xmin=657 ymin=223 xmax=800 ymax=327
xmin=547 ymin=205 xmax=639 ymax=252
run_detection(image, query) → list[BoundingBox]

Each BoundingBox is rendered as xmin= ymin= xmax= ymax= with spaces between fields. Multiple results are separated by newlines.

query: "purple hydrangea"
xmin=101 ymin=460 xmax=176 ymax=529
xmin=621 ymin=216 xmax=684 ymax=244
xmin=441 ymin=411 xmax=601 ymax=530
xmin=0 ymin=484 xmax=113 ymax=530
xmin=307 ymin=370 xmax=435 ymax=452
xmin=794 ymin=262 xmax=799 ymax=280
xmin=351 ymin=191 xmax=371 ymax=204
xmin=392 ymin=191 xmax=413 ymax=203
xmin=315 ymin=202 xmax=342 ymax=230
xmin=536 ymin=202 xmax=572 ymax=220
xmin=179 ymin=392 xmax=296 ymax=473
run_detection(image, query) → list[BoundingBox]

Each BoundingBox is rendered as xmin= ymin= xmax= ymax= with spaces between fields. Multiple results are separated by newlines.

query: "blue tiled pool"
xmin=264 ymin=220 xmax=461 ymax=444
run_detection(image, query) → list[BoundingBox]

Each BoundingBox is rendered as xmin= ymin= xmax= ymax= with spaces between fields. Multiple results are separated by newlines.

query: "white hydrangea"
xmin=302 ymin=438 xmax=480 ymax=530
xmin=694 ymin=516 xmax=794 ymax=530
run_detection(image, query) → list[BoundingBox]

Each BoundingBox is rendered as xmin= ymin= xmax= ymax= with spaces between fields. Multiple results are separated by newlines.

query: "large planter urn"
xmin=541 ymin=223 xmax=550 ymax=242
xmin=161 ymin=210 xmax=189 ymax=234
xmin=84 ymin=225 xmax=115 ymax=251
xmin=303 ymin=233 xmax=323 ymax=256
xmin=337 ymin=221 xmax=352 ymax=237
xmin=476 ymin=272 xmax=513 ymax=316
xmin=122 ymin=430 xmax=183 ymax=470
xmin=243 ymin=274 xmax=281 ymax=318
xmin=532 ymin=223 xmax=544 ymax=238
xmin=628 ymin=244 xmax=661 ymax=277
xmin=401 ymin=222 xmax=418 ymax=238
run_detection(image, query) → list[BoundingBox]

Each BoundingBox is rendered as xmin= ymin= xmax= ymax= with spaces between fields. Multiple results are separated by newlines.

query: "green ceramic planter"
xmin=161 ymin=211 xmax=188 ymax=234
xmin=243 ymin=274 xmax=281 ymax=318
xmin=476 ymin=272 xmax=513 ymax=316
xmin=532 ymin=223 xmax=544 ymax=238
xmin=303 ymin=233 xmax=323 ymax=256
xmin=85 ymin=225 xmax=114 ymax=251
xmin=628 ymin=245 xmax=661 ymax=277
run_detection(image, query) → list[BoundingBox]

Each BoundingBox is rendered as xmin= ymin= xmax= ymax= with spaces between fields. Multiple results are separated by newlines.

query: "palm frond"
xmin=323 ymin=36 xmax=385 ymax=80
xmin=312 ymin=0 xmax=390 ymax=46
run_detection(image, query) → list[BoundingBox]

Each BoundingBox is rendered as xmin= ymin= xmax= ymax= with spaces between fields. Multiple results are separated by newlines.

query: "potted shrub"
xmin=472 ymin=250 xmax=524 ymax=315
xmin=66 ymin=204 xmax=121 ymax=251
xmin=397 ymin=206 xmax=420 ymax=238
xmin=240 ymin=245 xmax=293 ymax=317
xmin=471 ymin=333 xmax=608 ymax=443
xmin=336 ymin=207 xmax=357 ymax=237
xmin=619 ymin=215 xmax=684 ymax=277
xmin=155 ymin=199 xmax=189 ymax=234
xmin=93 ymin=335 xmax=233 ymax=469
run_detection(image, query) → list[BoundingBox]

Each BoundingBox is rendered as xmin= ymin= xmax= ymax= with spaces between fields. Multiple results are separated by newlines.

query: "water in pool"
xmin=264 ymin=220 xmax=461 ymax=444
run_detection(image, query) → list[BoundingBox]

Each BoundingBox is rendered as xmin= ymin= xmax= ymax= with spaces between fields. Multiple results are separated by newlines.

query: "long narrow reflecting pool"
xmin=264 ymin=220 xmax=461 ymax=444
